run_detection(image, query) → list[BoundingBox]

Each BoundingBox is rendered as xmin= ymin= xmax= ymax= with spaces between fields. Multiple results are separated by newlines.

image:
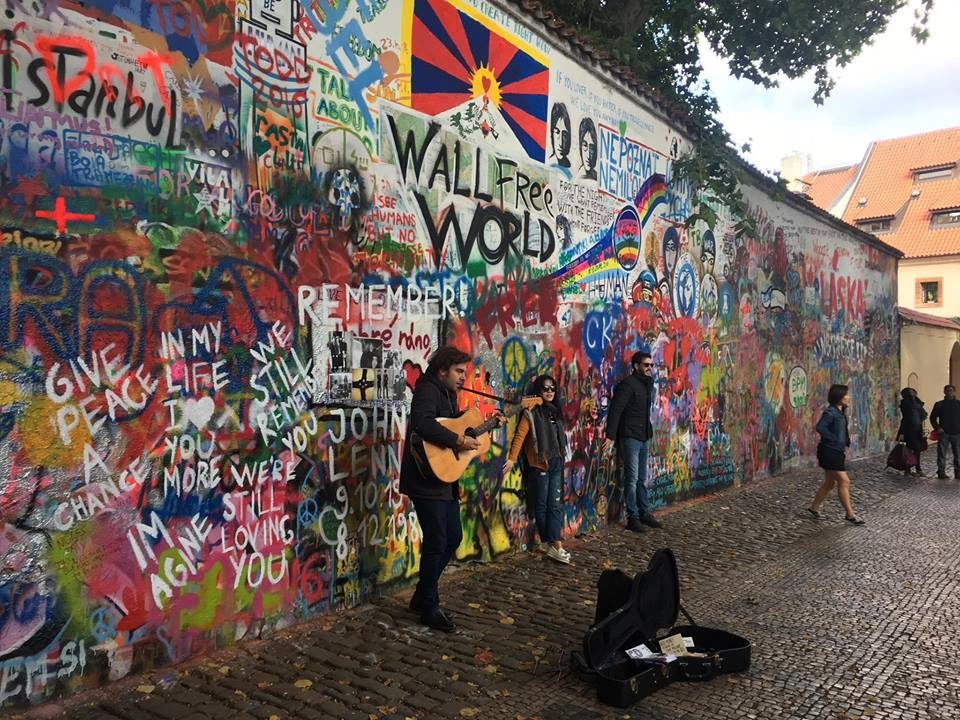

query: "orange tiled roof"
xmin=800 ymin=165 xmax=859 ymax=211
xmin=835 ymin=127 xmax=960 ymax=259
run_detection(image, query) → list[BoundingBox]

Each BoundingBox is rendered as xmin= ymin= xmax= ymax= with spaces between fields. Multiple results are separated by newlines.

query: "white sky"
xmin=699 ymin=1 xmax=960 ymax=175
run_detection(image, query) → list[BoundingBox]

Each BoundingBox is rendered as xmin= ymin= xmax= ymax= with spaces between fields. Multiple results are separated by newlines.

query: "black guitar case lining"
xmin=571 ymin=548 xmax=751 ymax=708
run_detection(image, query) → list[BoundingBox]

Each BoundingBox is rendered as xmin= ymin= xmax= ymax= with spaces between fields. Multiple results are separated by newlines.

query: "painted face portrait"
xmin=556 ymin=214 xmax=573 ymax=250
xmin=10 ymin=124 xmax=28 ymax=149
xmin=662 ymin=227 xmax=679 ymax=277
xmin=37 ymin=131 xmax=58 ymax=169
xmin=549 ymin=103 xmax=571 ymax=167
xmin=578 ymin=117 xmax=597 ymax=180
xmin=701 ymin=229 xmax=716 ymax=275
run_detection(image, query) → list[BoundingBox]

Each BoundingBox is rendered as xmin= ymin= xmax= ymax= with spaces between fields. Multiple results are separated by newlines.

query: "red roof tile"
xmin=800 ymin=165 xmax=859 ymax=211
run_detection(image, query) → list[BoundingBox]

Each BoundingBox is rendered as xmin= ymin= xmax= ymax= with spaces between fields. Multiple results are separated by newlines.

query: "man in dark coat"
xmin=604 ymin=351 xmax=662 ymax=533
xmin=400 ymin=346 xmax=499 ymax=632
xmin=931 ymin=384 xmax=960 ymax=479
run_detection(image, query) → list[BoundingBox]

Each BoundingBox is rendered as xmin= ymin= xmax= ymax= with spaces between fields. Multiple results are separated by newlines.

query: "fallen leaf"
xmin=269 ymin=716 xmax=281 ymax=720
xmin=468 ymin=603 xmax=481 ymax=609
xmin=482 ymin=664 xmax=498 ymax=673
xmin=136 ymin=685 xmax=155 ymax=694
xmin=499 ymin=616 xmax=515 ymax=625
xmin=451 ymin=673 xmax=460 ymax=681
xmin=218 ymin=666 xmax=230 ymax=675
xmin=442 ymin=654 xmax=452 ymax=660
xmin=294 ymin=679 xmax=313 ymax=689
xmin=460 ymin=708 xmax=481 ymax=717
xmin=257 ymin=682 xmax=272 ymax=689
xmin=476 ymin=649 xmax=494 ymax=663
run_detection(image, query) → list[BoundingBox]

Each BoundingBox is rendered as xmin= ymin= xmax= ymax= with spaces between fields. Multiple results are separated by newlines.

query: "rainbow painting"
xmin=634 ymin=173 xmax=667 ymax=226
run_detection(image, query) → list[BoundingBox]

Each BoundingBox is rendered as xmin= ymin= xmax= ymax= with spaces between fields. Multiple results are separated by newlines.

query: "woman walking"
xmin=503 ymin=375 xmax=570 ymax=563
xmin=898 ymin=388 xmax=927 ymax=476
xmin=808 ymin=384 xmax=865 ymax=525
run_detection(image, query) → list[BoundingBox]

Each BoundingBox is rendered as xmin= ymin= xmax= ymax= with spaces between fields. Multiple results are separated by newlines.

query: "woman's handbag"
xmin=886 ymin=443 xmax=917 ymax=471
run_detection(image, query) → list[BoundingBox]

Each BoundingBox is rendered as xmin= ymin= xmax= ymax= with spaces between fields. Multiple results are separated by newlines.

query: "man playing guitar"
xmin=400 ymin=346 xmax=502 ymax=632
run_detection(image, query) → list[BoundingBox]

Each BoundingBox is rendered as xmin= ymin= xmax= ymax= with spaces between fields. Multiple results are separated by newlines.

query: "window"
xmin=916 ymin=278 xmax=943 ymax=308
xmin=932 ymin=209 xmax=960 ymax=227
xmin=914 ymin=166 xmax=954 ymax=182
xmin=856 ymin=217 xmax=892 ymax=233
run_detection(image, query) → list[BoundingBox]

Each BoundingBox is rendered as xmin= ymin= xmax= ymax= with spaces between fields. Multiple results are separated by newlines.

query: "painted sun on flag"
xmin=408 ymin=0 xmax=550 ymax=162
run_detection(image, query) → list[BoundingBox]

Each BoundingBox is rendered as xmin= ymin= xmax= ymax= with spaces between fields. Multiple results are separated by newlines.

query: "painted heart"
xmin=403 ymin=361 xmax=423 ymax=392
xmin=482 ymin=76 xmax=491 ymax=93
xmin=183 ymin=396 xmax=215 ymax=430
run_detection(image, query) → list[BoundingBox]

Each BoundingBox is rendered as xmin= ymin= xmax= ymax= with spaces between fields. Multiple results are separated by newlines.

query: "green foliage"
xmin=542 ymin=0 xmax=934 ymax=235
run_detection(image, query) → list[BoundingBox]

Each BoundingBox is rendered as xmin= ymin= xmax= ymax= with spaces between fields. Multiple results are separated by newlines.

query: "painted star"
xmin=194 ymin=189 xmax=217 ymax=216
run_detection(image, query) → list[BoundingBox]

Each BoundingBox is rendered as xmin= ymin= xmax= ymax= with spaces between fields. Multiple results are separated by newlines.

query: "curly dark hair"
xmin=426 ymin=346 xmax=471 ymax=375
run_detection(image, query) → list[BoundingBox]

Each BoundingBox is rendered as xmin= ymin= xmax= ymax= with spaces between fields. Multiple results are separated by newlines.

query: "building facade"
xmin=0 ymin=0 xmax=899 ymax=707
xmin=799 ymin=127 xmax=960 ymax=405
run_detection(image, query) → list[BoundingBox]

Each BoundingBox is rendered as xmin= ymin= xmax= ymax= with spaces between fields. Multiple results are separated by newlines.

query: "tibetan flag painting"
xmin=408 ymin=0 xmax=550 ymax=162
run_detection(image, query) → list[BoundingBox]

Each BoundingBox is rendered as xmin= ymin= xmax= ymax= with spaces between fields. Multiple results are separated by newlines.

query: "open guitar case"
xmin=570 ymin=548 xmax=751 ymax=708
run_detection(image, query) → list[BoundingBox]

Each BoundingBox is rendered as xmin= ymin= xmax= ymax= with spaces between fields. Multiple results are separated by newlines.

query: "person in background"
xmin=930 ymin=384 xmax=960 ymax=479
xmin=603 ymin=351 xmax=663 ymax=533
xmin=898 ymin=387 xmax=927 ymax=477
xmin=808 ymin=384 xmax=865 ymax=525
xmin=503 ymin=375 xmax=570 ymax=564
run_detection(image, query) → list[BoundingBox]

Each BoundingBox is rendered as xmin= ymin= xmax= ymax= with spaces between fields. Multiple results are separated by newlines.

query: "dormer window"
xmin=855 ymin=215 xmax=893 ymax=233
xmin=913 ymin=163 xmax=955 ymax=182
xmin=932 ymin=208 xmax=960 ymax=227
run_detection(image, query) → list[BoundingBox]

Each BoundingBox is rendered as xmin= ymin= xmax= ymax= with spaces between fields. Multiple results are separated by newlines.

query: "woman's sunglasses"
xmin=542 ymin=386 xmax=556 ymax=392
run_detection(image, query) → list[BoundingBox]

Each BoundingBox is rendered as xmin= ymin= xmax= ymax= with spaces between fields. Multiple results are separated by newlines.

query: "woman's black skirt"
xmin=817 ymin=445 xmax=846 ymax=472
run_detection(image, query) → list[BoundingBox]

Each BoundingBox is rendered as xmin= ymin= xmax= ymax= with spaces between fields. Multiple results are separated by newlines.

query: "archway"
xmin=907 ymin=372 xmax=919 ymax=390
xmin=951 ymin=342 xmax=960 ymax=388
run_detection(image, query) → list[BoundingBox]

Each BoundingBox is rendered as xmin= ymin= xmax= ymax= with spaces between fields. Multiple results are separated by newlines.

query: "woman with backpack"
xmin=807 ymin=384 xmax=865 ymax=525
xmin=503 ymin=375 xmax=570 ymax=564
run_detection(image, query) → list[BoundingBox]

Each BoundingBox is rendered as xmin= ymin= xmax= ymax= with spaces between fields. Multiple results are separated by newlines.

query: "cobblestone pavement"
xmin=17 ymin=457 xmax=960 ymax=720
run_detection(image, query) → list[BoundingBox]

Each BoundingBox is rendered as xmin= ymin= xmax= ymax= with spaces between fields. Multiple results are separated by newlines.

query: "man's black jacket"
xmin=931 ymin=398 xmax=960 ymax=435
xmin=400 ymin=373 xmax=463 ymax=500
xmin=605 ymin=372 xmax=654 ymax=442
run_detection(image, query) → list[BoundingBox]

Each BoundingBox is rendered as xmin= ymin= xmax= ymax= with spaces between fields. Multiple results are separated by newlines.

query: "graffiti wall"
xmin=0 ymin=0 xmax=898 ymax=707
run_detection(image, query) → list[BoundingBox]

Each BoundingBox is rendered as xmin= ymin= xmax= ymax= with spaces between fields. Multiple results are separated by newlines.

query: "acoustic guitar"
xmin=417 ymin=396 xmax=543 ymax=483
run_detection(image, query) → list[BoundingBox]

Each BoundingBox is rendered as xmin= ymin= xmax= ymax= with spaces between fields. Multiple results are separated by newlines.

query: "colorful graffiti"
xmin=0 ymin=0 xmax=898 ymax=708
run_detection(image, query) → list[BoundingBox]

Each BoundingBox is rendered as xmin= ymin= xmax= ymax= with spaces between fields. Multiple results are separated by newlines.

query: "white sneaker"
xmin=546 ymin=546 xmax=571 ymax=564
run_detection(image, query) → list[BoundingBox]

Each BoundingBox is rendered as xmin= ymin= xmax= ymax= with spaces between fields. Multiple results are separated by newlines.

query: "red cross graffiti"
xmin=35 ymin=197 xmax=96 ymax=234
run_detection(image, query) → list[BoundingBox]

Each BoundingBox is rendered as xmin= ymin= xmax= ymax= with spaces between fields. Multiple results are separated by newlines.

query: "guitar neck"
xmin=471 ymin=403 xmax=526 ymax=438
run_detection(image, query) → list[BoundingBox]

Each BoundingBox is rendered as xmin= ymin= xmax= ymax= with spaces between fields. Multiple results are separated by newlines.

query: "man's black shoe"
xmin=938 ymin=473 xmax=949 ymax=479
xmin=409 ymin=594 xmax=454 ymax=619
xmin=639 ymin=513 xmax=663 ymax=529
xmin=626 ymin=517 xmax=646 ymax=532
xmin=420 ymin=608 xmax=455 ymax=633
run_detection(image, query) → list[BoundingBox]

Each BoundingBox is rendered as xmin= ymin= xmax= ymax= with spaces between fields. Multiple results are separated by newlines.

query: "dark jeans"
xmin=530 ymin=456 xmax=563 ymax=543
xmin=411 ymin=497 xmax=462 ymax=612
xmin=937 ymin=433 xmax=960 ymax=476
xmin=619 ymin=437 xmax=650 ymax=519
